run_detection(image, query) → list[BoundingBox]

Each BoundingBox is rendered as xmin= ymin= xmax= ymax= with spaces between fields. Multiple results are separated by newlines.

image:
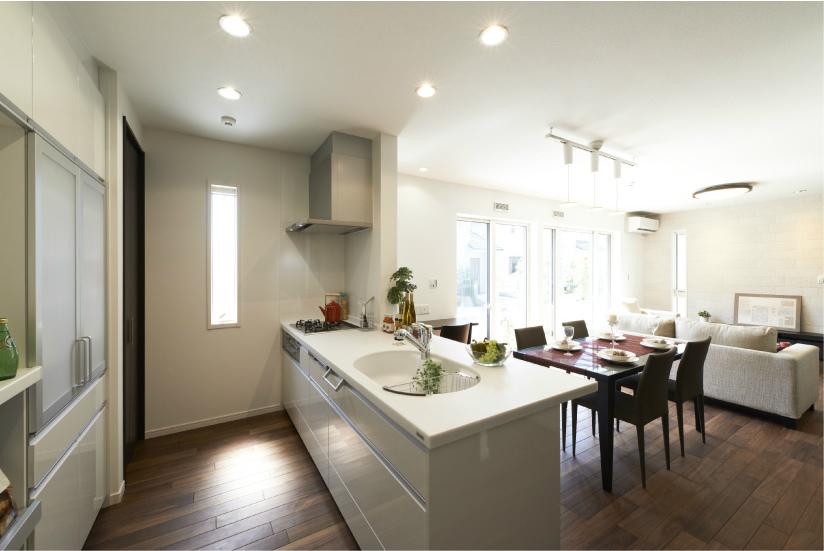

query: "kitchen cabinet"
xmin=29 ymin=405 xmax=106 ymax=550
xmin=287 ymin=344 xmax=424 ymax=550
xmin=0 ymin=2 xmax=33 ymax=117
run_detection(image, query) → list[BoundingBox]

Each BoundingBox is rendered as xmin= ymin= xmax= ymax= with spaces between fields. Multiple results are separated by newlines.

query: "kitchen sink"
xmin=353 ymin=350 xmax=480 ymax=396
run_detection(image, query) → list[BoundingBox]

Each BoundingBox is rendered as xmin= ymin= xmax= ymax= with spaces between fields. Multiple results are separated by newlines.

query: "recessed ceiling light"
xmin=219 ymin=15 xmax=251 ymax=37
xmin=217 ymin=87 xmax=242 ymax=100
xmin=692 ymin=183 xmax=753 ymax=200
xmin=416 ymin=83 xmax=437 ymax=98
xmin=419 ymin=167 xmax=428 ymax=172
xmin=480 ymin=24 xmax=509 ymax=46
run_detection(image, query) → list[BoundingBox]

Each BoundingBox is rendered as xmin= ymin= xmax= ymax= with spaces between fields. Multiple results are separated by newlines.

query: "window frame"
xmin=542 ymin=225 xmax=614 ymax=337
xmin=672 ymin=231 xmax=687 ymax=316
xmin=206 ymin=180 xmax=241 ymax=330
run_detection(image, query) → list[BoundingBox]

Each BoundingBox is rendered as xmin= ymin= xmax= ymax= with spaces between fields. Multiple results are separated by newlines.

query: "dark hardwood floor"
xmin=86 ymin=377 xmax=823 ymax=550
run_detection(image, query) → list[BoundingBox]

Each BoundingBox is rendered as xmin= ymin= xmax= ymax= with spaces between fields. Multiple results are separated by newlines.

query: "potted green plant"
xmin=387 ymin=267 xmax=417 ymax=326
xmin=698 ymin=310 xmax=711 ymax=323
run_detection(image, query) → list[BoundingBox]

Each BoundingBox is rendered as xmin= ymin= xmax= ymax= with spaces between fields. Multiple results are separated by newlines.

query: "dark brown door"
xmin=123 ymin=117 xmax=145 ymax=466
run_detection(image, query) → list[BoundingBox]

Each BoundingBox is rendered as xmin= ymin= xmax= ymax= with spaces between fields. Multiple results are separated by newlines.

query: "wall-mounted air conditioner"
xmin=626 ymin=216 xmax=660 ymax=234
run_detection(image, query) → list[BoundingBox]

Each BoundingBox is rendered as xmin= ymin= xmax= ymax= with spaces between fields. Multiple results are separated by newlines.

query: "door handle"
xmin=73 ymin=338 xmax=84 ymax=388
xmin=81 ymin=336 xmax=92 ymax=382
xmin=322 ymin=367 xmax=345 ymax=392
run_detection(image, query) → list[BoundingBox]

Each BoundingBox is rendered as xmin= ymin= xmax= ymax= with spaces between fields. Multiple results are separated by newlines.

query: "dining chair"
xmin=561 ymin=319 xmax=589 ymax=339
xmin=618 ymin=337 xmax=711 ymax=456
xmin=613 ymin=348 xmax=676 ymax=488
xmin=514 ymin=326 xmax=547 ymax=350
xmin=439 ymin=323 xmax=472 ymax=344
xmin=514 ymin=326 xmax=574 ymax=452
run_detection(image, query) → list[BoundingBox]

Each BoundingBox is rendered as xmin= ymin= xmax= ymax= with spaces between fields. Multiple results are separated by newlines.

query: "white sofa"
xmin=616 ymin=313 xmax=819 ymax=425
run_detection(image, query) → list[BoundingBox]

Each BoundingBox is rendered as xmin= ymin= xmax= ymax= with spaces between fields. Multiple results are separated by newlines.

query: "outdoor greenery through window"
xmin=209 ymin=183 xmax=239 ymax=328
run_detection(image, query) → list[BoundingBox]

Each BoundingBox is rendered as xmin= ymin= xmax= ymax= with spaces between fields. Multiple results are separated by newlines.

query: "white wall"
xmin=143 ymin=128 xmax=343 ymax=437
xmin=397 ymin=174 xmax=638 ymax=331
xmin=345 ymin=134 xmax=398 ymax=326
xmin=641 ymin=194 xmax=824 ymax=333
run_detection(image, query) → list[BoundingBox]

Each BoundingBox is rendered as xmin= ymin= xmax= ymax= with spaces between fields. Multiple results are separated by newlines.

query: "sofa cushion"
xmin=618 ymin=313 xmax=676 ymax=337
xmin=675 ymin=319 xmax=777 ymax=352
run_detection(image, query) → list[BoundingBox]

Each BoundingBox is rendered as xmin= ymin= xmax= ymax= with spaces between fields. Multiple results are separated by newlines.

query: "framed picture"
xmin=734 ymin=293 xmax=802 ymax=332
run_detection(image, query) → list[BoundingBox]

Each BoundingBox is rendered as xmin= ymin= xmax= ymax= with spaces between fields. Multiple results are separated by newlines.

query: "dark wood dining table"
xmin=514 ymin=333 xmax=685 ymax=492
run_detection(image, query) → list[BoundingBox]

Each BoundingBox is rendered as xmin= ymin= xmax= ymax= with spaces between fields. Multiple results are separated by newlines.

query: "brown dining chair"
xmin=618 ymin=337 xmax=711 ymax=456
xmin=514 ymin=326 xmax=547 ymax=350
xmin=614 ymin=348 xmax=676 ymax=487
xmin=561 ymin=319 xmax=589 ymax=339
xmin=439 ymin=323 xmax=472 ymax=344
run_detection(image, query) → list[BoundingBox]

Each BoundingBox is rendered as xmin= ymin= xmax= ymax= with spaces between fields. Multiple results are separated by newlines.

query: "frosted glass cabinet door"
xmin=33 ymin=139 xmax=79 ymax=428
xmin=80 ymin=174 xmax=106 ymax=380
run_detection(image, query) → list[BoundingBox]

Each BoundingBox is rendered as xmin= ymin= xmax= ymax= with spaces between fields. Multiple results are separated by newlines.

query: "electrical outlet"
xmin=428 ymin=279 xmax=438 ymax=289
xmin=817 ymin=274 xmax=824 ymax=285
xmin=418 ymin=304 xmax=431 ymax=315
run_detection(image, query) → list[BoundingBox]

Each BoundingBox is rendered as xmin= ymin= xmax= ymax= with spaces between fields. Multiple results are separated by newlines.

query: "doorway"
xmin=123 ymin=117 xmax=145 ymax=467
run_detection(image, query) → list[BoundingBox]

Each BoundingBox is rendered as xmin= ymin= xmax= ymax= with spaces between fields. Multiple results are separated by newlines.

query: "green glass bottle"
xmin=0 ymin=318 xmax=19 ymax=381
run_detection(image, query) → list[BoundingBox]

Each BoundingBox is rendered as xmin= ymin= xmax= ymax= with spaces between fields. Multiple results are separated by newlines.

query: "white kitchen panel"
xmin=30 ymin=405 xmax=106 ymax=550
xmin=29 ymin=375 xmax=106 ymax=487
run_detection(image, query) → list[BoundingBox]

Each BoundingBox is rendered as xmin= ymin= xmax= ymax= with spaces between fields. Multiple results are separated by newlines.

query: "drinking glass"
xmin=562 ymin=325 xmax=575 ymax=356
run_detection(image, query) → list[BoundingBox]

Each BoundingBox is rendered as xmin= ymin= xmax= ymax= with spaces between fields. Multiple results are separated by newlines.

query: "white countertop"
xmin=282 ymin=321 xmax=596 ymax=449
xmin=0 ymin=365 xmax=42 ymax=408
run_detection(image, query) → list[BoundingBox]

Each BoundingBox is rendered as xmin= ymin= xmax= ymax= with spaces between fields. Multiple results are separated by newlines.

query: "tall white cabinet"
xmin=26 ymin=135 xmax=107 ymax=550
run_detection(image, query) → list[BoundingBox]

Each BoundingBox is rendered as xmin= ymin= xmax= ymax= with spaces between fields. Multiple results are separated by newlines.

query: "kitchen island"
xmin=281 ymin=321 xmax=595 ymax=550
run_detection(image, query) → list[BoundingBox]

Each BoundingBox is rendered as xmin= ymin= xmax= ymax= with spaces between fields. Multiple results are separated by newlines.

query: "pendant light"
xmin=559 ymin=142 xmax=577 ymax=208
xmin=610 ymin=160 xmax=626 ymax=215
xmin=587 ymin=148 xmax=603 ymax=212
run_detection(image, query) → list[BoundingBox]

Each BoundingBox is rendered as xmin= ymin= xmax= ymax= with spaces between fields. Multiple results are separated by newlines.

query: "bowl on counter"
xmin=466 ymin=340 xmax=512 ymax=367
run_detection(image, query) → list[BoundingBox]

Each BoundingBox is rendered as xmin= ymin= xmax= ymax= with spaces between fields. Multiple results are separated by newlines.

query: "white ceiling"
xmin=66 ymin=2 xmax=823 ymax=212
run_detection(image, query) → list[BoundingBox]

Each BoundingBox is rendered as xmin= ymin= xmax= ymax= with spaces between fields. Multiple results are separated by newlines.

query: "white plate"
xmin=597 ymin=333 xmax=626 ymax=341
xmin=640 ymin=339 xmax=672 ymax=350
xmin=551 ymin=341 xmax=582 ymax=352
xmin=597 ymin=349 xmax=637 ymax=364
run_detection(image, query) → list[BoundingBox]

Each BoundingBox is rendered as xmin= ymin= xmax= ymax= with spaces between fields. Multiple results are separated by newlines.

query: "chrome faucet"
xmin=394 ymin=322 xmax=434 ymax=360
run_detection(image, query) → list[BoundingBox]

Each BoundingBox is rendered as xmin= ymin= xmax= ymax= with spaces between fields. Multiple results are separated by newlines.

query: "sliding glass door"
xmin=456 ymin=220 xmax=528 ymax=342
xmin=456 ymin=220 xmax=490 ymax=340
xmin=493 ymin=224 xmax=528 ymax=342
xmin=551 ymin=229 xmax=611 ymax=336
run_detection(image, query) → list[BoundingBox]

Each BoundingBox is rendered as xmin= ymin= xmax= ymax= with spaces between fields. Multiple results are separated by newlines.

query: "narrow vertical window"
xmin=208 ymin=183 xmax=239 ymax=328
xmin=673 ymin=232 xmax=687 ymax=316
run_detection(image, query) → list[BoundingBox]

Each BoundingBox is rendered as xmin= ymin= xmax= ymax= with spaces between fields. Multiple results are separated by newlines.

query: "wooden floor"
xmin=86 ymin=379 xmax=823 ymax=550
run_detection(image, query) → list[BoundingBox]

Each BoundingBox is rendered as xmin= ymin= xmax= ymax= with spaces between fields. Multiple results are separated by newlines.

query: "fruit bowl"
xmin=466 ymin=339 xmax=512 ymax=367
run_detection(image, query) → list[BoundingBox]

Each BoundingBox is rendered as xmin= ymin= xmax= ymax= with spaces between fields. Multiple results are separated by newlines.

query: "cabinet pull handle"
xmin=81 ymin=336 xmax=92 ymax=381
xmin=73 ymin=338 xmax=84 ymax=388
xmin=322 ymin=367 xmax=345 ymax=392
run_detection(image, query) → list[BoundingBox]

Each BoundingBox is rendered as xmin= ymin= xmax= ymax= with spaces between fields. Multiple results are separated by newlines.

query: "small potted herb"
xmin=387 ymin=267 xmax=417 ymax=326
xmin=412 ymin=358 xmax=444 ymax=395
xmin=698 ymin=310 xmax=711 ymax=323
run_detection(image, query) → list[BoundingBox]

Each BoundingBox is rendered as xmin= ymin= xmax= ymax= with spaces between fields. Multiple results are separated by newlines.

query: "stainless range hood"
xmin=287 ymin=132 xmax=372 ymax=235
xmin=286 ymin=219 xmax=370 ymax=235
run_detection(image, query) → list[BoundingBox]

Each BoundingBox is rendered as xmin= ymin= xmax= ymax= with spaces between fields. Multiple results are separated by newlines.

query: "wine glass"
xmin=562 ymin=325 xmax=575 ymax=356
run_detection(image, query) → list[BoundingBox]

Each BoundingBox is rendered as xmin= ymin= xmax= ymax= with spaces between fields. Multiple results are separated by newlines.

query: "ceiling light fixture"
xmin=546 ymin=127 xmax=636 ymax=167
xmin=416 ymin=83 xmax=437 ymax=98
xmin=692 ymin=183 xmax=753 ymax=200
xmin=559 ymin=142 xmax=577 ymax=208
xmin=480 ymin=24 xmax=509 ymax=46
xmin=419 ymin=167 xmax=428 ymax=172
xmin=217 ymin=86 xmax=242 ymax=100
xmin=219 ymin=15 xmax=251 ymax=37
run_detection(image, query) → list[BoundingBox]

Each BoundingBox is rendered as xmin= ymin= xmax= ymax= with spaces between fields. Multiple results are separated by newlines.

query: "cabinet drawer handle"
xmin=322 ymin=367 xmax=345 ymax=392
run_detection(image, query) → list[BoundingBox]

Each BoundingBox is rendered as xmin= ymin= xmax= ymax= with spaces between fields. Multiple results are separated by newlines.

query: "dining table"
xmin=514 ymin=333 xmax=685 ymax=492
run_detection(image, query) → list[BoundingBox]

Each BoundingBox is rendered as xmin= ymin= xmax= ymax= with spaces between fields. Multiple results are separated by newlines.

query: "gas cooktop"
xmin=292 ymin=319 xmax=358 ymax=334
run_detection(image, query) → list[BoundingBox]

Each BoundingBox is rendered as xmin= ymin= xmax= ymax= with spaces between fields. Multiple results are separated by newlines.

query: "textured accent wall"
xmin=642 ymin=194 xmax=824 ymax=333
